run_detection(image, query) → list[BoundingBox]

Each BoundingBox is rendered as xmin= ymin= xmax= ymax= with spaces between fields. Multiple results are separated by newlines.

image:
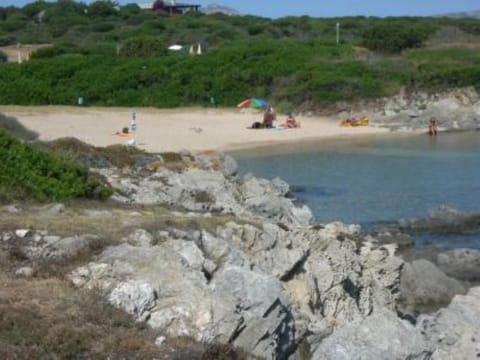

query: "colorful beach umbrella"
xmin=237 ymin=98 xmax=268 ymax=109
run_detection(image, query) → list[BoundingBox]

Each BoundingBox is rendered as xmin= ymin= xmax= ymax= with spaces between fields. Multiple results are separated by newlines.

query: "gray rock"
xmin=155 ymin=335 xmax=166 ymax=347
xmin=419 ymin=286 xmax=480 ymax=360
xmin=126 ymin=229 xmax=154 ymax=247
xmin=43 ymin=234 xmax=99 ymax=261
xmin=2 ymin=204 xmax=22 ymax=214
xmin=108 ymin=281 xmax=157 ymax=321
xmin=194 ymin=154 xmax=213 ymax=170
xmin=220 ymin=153 xmax=238 ymax=177
xmin=15 ymin=229 xmax=31 ymax=238
xmin=200 ymin=230 xmax=250 ymax=268
xmin=400 ymin=259 xmax=466 ymax=307
xmin=1 ymin=231 xmax=13 ymax=242
xmin=38 ymin=203 xmax=65 ymax=215
xmin=15 ymin=266 xmax=33 ymax=277
xmin=436 ymin=248 xmax=480 ymax=282
xmin=271 ymin=177 xmax=290 ymax=196
xmin=311 ymin=309 xmax=429 ymax=360
xmin=399 ymin=206 xmax=480 ymax=233
xmin=210 ymin=265 xmax=296 ymax=359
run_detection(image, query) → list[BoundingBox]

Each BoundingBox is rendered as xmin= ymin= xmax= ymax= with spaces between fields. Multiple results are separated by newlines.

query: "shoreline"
xmin=1 ymin=105 xmax=416 ymax=153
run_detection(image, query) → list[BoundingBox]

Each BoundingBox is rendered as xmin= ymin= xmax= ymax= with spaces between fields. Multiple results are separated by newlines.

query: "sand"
xmin=0 ymin=106 xmax=390 ymax=153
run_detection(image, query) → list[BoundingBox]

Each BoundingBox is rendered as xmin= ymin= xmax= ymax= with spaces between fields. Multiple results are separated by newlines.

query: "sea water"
xmin=230 ymin=131 xmax=480 ymax=249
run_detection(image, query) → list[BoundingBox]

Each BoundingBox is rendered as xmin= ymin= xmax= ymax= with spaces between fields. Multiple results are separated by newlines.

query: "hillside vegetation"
xmin=1 ymin=1 xmax=480 ymax=110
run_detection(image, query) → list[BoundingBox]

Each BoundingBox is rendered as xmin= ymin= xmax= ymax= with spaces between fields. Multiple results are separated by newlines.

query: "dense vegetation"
xmin=0 ymin=128 xmax=111 ymax=201
xmin=0 ymin=0 xmax=480 ymax=110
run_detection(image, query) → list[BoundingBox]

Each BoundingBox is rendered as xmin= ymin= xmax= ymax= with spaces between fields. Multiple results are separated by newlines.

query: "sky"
xmin=2 ymin=0 xmax=480 ymax=18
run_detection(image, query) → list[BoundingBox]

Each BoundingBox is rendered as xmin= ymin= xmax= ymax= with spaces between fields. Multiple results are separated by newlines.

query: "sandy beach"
xmin=0 ymin=106 xmax=390 ymax=152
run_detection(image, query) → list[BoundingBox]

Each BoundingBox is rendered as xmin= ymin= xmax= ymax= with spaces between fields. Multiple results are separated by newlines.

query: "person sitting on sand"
xmin=285 ymin=113 xmax=300 ymax=128
xmin=263 ymin=106 xmax=276 ymax=128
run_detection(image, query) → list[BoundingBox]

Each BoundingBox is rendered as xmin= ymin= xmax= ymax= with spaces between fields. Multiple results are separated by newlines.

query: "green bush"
xmin=119 ymin=36 xmax=167 ymax=57
xmin=87 ymin=0 xmax=118 ymax=18
xmin=30 ymin=46 xmax=67 ymax=59
xmin=0 ymin=8 xmax=480 ymax=109
xmin=0 ymin=129 xmax=111 ymax=201
xmin=362 ymin=22 xmax=436 ymax=53
xmin=0 ymin=35 xmax=15 ymax=46
xmin=91 ymin=22 xmax=115 ymax=33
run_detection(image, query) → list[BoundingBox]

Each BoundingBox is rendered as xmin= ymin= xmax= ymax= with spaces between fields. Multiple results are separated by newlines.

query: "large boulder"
xmin=70 ymin=234 xmax=298 ymax=359
xmin=399 ymin=259 xmax=466 ymax=307
xmin=419 ymin=286 xmax=480 ymax=360
xmin=311 ymin=309 xmax=429 ymax=360
xmin=209 ymin=265 xmax=296 ymax=358
xmin=436 ymin=248 xmax=480 ymax=282
xmin=240 ymin=175 xmax=313 ymax=225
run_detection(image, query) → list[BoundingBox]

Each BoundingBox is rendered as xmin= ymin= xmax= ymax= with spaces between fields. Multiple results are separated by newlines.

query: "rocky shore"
xmin=334 ymin=86 xmax=480 ymax=132
xmin=2 ymin=150 xmax=479 ymax=359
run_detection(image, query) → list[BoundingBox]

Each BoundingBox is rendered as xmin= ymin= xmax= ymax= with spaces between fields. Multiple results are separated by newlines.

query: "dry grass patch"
xmin=0 ymin=275 xmax=160 ymax=359
xmin=0 ymin=201 xmax=249 ymax=239
xmin=0 ymin=274 xmax=253 ymax=359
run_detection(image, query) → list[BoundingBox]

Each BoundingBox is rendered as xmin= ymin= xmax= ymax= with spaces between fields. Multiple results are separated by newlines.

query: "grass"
xmin=0 ymin=275 xmax=161 ymax=358
xmin=0 ymin=199 xmax=257 ymax=358
xmin=0 ymin=200 xmax=250 ymax=240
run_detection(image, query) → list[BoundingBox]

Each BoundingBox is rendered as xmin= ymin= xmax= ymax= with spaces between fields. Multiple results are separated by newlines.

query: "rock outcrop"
xmin=3 ymin=152 xmax=478 ymax=359
xmin=337 ymin=86 xmax=480 ymax=132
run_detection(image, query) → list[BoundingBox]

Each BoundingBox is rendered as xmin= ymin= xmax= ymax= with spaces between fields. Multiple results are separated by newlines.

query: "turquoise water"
xmin=230 ymin=132 xmax=480 ymax=248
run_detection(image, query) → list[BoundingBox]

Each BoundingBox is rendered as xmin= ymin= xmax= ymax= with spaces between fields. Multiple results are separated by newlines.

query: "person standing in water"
xmin=428 ymin=117 xmax=438 ymax=136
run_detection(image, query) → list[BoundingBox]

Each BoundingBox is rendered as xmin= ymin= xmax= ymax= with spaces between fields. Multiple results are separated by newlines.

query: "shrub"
xmin=91 ymin=22 xmax=115 ymax=33
xmin=119 ymin=3 xmax=141 ymax=19
xmin=0 ymin=35 xmax=15 ymax=46
xmin=119 ymin=36 xmax=167 ymax=57
xmin=362 ymin=22 xmax=435 ymax=53
xmin=30 ymin=46 xmax=67 ymax=59
xmin=0 ymin=129 xmax=111 ymax=201
xmin=87 ymin=0 xmax=118 ymax=18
